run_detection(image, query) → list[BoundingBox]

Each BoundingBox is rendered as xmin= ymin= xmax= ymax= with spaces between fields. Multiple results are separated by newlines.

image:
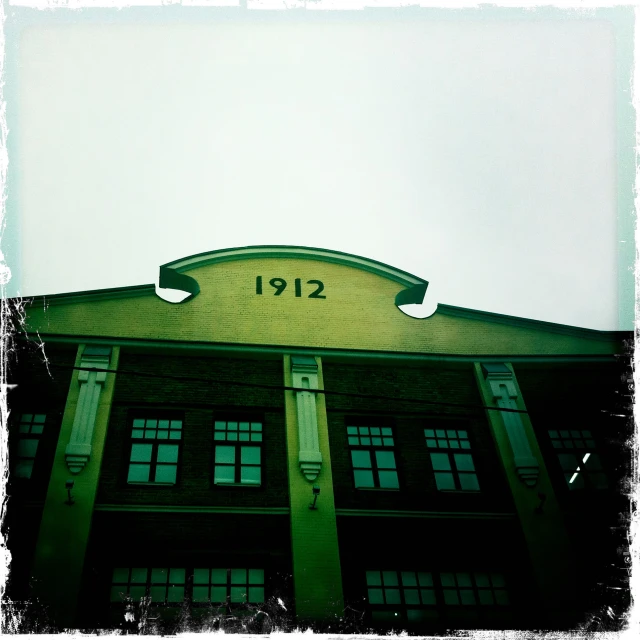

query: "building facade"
xmin=3 ymin=246 xmax=633 ymax=633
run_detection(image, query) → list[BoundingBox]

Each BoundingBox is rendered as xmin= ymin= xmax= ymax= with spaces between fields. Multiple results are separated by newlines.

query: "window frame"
xmin=212 ymin=415 xmax=264 ymax=488
xmin=547 ymin=428 xmax=608 ymax=491
xmin=14 ymin=413 xmax=48 ymax=480
xmin=424 ymin=426 xmax=480 ymax=492
xmin=347 ymin=420 xmax=399 ymax=490
xmin=364 ymin=568 xmax=510 ymax=625
xmin=109 ymin=566 xmax=267 ymax=613
xmin=126 ymin=412 xmax=184 ymax=486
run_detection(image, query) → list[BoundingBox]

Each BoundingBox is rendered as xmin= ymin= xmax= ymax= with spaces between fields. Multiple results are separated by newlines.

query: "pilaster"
xmin=284 ymin=354 xmax=343 ymax=624
xmin=31 ymin=344 xmax=119 ymax=628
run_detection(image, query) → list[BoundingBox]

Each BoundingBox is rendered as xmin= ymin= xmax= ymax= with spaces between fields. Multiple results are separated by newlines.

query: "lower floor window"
xmin=365 ymin=569 xmax=509 ymax=623
xmin=110 ymin=566 xmax=265 ymax=608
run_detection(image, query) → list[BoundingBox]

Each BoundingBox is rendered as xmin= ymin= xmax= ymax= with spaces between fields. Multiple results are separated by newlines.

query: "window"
xmin=365 ymin=569 xmax=509 ymax=624
xmin=110 ymin=568 xmax=186 ymax=604
xmin=366 ymin=570 xmax=437 ymax=623
xmin=15 ymin=413 xmax=46 ymax=479
xmin=192 ymin=568 xmax=265 ymax=607
xmin=440 ymin=572 xmax=509 ymax=606
xmin=213 ymin=420 xmax=262 ymax=486
xmin=127 ymin=416 xmax=182 ymax=485
xmin=425 ymin=428 xmax=479 ymax=491
xmin=548 ymin=429 xmax=608 ymax=490
xmin=347 ymin=425 xmax=399 ymax=489
xmin=110 ymin=567 xmax=265 ymax=608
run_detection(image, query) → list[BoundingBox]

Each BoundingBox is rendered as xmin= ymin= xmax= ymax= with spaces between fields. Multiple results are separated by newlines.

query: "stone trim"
xmin=64 ymin=348 xmax=112 ymax=474
xmin=291 ymin=356 xmax=322 ymax=482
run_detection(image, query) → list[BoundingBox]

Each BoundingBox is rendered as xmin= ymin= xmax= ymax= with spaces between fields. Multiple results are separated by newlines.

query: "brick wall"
xmin=96 ymin=352 xmax=288 ymax=508
xmin=80 ymin=512 xmax=293 ymax=630
xmin=322 ymin=362 xmax=514 ymax=512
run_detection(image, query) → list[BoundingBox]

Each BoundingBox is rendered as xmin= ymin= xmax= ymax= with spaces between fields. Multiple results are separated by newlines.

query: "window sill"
xmin=127 ymin=482 xmax=177 ymax=487
xmin=356 ymin=487 xmax=400 ymax=492
xmin=214 ymin=482 xmax=262 ymax=488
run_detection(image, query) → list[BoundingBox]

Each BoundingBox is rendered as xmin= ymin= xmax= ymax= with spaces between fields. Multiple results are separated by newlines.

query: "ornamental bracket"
xmin=291 ymin=356 xmax=323 ymax=482
xmin=482 ymin=363 xmax=539 ymax=487
xmin=65 ymin=347 xmax=112 ymax=474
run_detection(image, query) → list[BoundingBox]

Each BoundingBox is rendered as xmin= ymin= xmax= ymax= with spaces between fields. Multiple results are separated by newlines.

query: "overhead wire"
xmin=40 ymin=363 xmax=534 ymax=416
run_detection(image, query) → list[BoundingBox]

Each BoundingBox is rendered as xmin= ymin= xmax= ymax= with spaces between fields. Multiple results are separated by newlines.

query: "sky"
xmin=1 ymin=2 xmax=636 ymax=331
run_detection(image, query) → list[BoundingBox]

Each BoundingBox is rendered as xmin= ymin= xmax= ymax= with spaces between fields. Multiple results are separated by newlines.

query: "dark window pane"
xmin=366 ymin=571 xmax=382 ymax=586
xmin=230 ymin=587 xmax=246 ymax=603
xmin=231 ymin=569 xmax=247 ymax=584
xmin=368 ymin=588 xmax=384 ymax=604
xmin=430 ymin=453 xmax=451 ymax=471
xmin=211 ymin=586 xmax=227 ymax=603
xmin=378 ymin=470 xmax=399 ymax=489
xmin=131 ymin=568 xmax=147 ymax=583
xmin=440 ymin=573 xmax=455 ymax=587
xmin=151 ymin=568 xmax=168 ymax=583
xmin=248 ymin=569 xmax=264 ymax=585
xmin=459 ymin=474 xmax=480 ymax=491
xmin=215 ymin=446 xmax=235 ymax=464
xmin=155 ymin=465 xmax=177 ymax=484
xmin=460 ymin=589 xmax=476 ymax=605
xmin=404 ymin=589 xmax=420 ymax=605
xmin=241 ymin=466 xmax=261 ymax=485
xmin=211 ymin=569 xmax=227 ymax=584
xmin=443 ymin=589 xmax=459 ymax=605
xmin=157 ymin=444 xmax=179 ymax=464
xmin=435 ymin=472 xmax=455 ymax=490
xmin=478 ymin=590 xmax=494 ymax=605
xmin=193 ymin=586 xmax=209 ymax=602
xmin=375 ymin=450 xmax=396 ymax=470
xmin=248 ymin=587 xmax=265 ymax=603
xmin=241 ymin=447 xmax=261 ymax=465
xmin=382 ymin=571 xmax=398 ymax=586
xmin=420 ymin=589 xmax=436 ymax=605
xmin=385 ymin=588 xmax=401 ymax=604
xmin=351 ymin=450 xmax=372 ymax=469
xmin=354 ymin=470 xmax=374 ymax=487
xmin=401 ymin=572 xmax=417 ymax=587
xmin=127 ymin=464 xmax=150 ymax=483
xmin=193 ymin=569 xmax=209 ymax=584
xmin=454 ymin=454 xmax=475 ymax=471
xmin=214 ymin=466 xmax=235 ymax=484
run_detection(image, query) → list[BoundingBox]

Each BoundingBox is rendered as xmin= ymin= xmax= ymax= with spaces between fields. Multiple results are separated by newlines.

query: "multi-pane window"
xmin=110 ymin=567 xmax=265 ymax=608
xmin=110 ymin=568 xmax=186 ymax=604
xmin=366 ymin=570 xmax=437 ymax=622
xmin=425 ymin=429 xmax=479 ymax=491
xmin=213 ymin=420 xmax=263 ymax=485
xmin=192 ymin=569 xmax=265 ymax=606
xmin=365 ymin=569 xmax=509 ymax=623
xmin=15 ymin=413 xmax=46 ymax=479
xmin=548 ymin=429 xmax=608 ymax=490
xmin=440 ymin=572 xmax=509 ymax=606
xmin=348 ymin=425 xmax=399 ymax=489
xmin=127 ymin=417 xmax=182 ymax=485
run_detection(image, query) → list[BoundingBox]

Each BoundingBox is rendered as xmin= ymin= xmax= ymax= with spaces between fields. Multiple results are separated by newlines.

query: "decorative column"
xmin=482 ymin=363 xmax=539 ymax=487
xmin=283 ymin=355 xmax=343 ymax=623
xmin=474 ymin=362 xmax=578 ymax=625
xmin=291 ymin=356 xmax=323 ymax=482
xmin=32 ymin=344 xmax=119 ymax=628
xmin=65 ymin=347 xmax=112 ymax=474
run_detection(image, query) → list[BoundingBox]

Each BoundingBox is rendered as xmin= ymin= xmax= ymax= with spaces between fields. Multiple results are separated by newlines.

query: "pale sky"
xmin=2 ymin=4 xmax=635 ymax=331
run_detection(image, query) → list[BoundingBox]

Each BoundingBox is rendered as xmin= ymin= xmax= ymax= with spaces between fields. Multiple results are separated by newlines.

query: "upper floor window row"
xmin=126 ymin=414 xmax=264 ymax=488
xmin=347 ymin=422 xmax=480 ymax=493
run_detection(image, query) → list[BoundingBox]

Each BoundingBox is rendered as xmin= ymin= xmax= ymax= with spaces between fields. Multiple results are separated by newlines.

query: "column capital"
xmin=65 ymin=346 xmax=113 ymax=474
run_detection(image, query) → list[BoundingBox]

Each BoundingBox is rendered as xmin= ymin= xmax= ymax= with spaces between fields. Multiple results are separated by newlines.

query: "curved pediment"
xmin=20 ymin=246 xmax=624 ymax=356
xmin=157 ymin=245 xmax=429 ymax=308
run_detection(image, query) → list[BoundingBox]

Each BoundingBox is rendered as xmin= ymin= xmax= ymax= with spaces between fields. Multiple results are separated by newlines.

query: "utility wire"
xmin=42 ymin=363 xmax=532 ymax=416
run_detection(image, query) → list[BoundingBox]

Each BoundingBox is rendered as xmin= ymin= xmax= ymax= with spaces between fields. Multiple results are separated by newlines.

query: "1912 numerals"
xmin=256 ymin=276 xmax=326 ymax=299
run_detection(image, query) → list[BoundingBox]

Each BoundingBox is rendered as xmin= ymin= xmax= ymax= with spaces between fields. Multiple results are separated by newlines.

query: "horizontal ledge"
xmin=335 ymin=509 xmax=517 ymax=520
xmin=94 ymin=504 xmax=290 ymax=515
xmin=20 ymin=335 xmax=625 ymax=362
